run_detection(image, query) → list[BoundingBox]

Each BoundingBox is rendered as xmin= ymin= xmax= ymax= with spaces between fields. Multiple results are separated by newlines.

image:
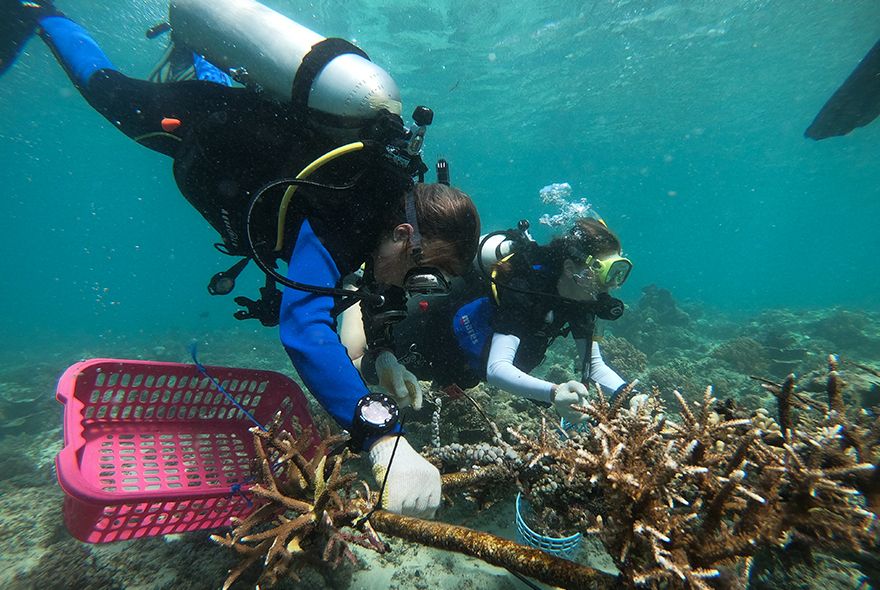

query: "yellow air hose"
xmin=273 ymin=141 xmax=366 ymax=252
xmin=490 ymin=253 xmax=516 ymax=303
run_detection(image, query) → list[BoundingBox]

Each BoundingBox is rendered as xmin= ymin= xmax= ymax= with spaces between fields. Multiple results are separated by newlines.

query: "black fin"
xmin=805 ymin=39 xmax=880 ymax=140
xmin=0 ymin=1 xmax=40 ymax=75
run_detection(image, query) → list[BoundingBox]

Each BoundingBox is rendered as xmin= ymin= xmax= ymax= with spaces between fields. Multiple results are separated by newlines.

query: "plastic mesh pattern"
xmin=90 ymin=431 xmax=252 ymax=493
xmin=55 ymin=359 xmax=315 ymax=543
xmin=514 ymin=493 xmax=582 ymax=559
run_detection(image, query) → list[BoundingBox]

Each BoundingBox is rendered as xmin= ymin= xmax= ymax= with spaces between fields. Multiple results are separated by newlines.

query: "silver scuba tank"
xmin=168 ymin=0 xmax=402 ymax=129
xmin=477 ymin=233 xmax=516 ymax=272
xmin=475 ymin=220 xmax=534 ymax=276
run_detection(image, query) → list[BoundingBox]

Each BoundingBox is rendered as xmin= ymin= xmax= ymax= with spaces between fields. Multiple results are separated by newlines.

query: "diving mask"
xmin=584 ymin=254 xmax=632 ymax=288
xmin=403 ymin=266 xmax=451 ymax=295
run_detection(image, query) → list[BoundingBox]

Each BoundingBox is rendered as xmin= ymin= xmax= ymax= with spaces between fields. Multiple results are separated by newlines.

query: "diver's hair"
xmin=387 ymin=183 xmax=481 ymax=276
xmin=560 ymin=218 xmax=621 ymax=261
xmin=495 ymin=218 xmax=621 ymax=280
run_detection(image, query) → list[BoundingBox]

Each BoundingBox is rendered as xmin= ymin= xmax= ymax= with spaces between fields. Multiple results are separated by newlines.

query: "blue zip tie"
xmin=188 ymin=342 xmax=267 ymax=432
xmin=228 ymin=476 xmax=256 ymax=508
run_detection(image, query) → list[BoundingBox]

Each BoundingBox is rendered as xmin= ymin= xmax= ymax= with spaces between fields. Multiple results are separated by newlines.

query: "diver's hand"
xmin=369 ymin=435 xmax=441 ymax=518
xmin=374 ymin=350 xmax=423 ymax=410
xmin=552 ymin=380 xmax=590 ymax=424
xmin=629 ymin=393 xmax=650 ymax=413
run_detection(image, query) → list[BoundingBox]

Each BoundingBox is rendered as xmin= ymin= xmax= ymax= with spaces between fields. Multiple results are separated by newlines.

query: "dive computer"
xmin=349 ymin=392 xmax=400 ymax=450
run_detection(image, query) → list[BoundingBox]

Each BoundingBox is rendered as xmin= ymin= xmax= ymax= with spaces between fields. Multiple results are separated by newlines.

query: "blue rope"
xmin=188 ymin=343 xmax=292 ymax=503
xmin=188 ymin=342 xmax=267 ymax=432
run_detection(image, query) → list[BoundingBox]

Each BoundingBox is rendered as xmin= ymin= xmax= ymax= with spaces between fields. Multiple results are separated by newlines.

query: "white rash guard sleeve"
xmin=576 ymin=339 xmax=626 ymax=393
xmin=485 ymin=333 xmax=556 ymax=403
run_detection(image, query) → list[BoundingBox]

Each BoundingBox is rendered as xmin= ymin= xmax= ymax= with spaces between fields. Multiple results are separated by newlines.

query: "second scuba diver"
xmin=342 ymin=216 xmax=636 ymax=425
xmin=4 ymin=0 xmax=482 ymax=517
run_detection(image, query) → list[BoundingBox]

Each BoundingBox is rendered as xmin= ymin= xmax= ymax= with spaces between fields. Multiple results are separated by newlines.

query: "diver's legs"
xmin=34 ymin=14 xmax=186 ymax=154
xmin=32 ymin=13 xmax=238 ymax=156
xmin=38 ymin=14 xmax=115 ymax=89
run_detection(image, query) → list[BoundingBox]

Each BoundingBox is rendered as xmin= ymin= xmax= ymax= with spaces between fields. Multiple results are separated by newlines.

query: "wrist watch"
xmin=349 ymin=392 xmax=400 ymax=451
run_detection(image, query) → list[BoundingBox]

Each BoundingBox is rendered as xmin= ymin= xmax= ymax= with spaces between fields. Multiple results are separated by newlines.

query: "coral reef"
xmin=428 ymin=362 xmax=880 ymax=589
xmin=211 ymin=409 xmax=609 ymax=590
xmin=637 ymin=285 xmax=691 ymax=328
xmin=609 ymin=286 xmax=703 ymax=362
xmin=4 ymin=300 xmax=880 ymax=589
xmin=597 ymin=335 xmax=648 ymax=380
xmin=710 ymin=337 xmax=770 ymax=375
xmin=809 ymin=309 xmax=880 ymax=356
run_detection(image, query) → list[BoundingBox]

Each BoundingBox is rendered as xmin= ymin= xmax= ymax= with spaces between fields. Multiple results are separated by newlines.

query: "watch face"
xmin=361 ymin=399 xmax=393 ymax=426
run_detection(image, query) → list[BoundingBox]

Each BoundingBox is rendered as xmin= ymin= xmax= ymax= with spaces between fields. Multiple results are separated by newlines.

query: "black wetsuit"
xmin=396 ymin=242 xmax=596 ymax=389
xmin=83 ymin=70 xmax=400 ymax=266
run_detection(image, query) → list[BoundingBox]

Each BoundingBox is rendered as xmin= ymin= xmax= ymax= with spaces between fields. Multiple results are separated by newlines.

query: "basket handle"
xmin=56 ymin=359 xmax=98 ymax=449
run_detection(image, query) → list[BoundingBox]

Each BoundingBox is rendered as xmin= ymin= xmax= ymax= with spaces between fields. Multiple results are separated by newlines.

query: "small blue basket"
xmin=559 ymin=417 xmax=590 ymax=433
xmin=515 ymin=493 xmax=582 ymax=559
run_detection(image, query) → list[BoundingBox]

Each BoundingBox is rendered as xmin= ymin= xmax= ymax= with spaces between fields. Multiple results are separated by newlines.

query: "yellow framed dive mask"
xmin=584 ymin=254 xmax=632 ymax=288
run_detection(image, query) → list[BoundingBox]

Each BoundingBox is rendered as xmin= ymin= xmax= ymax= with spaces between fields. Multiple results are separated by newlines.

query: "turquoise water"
xmin=1 ymin=0 xmax=878 ymax=350
xmin=0 ymin=1 xmax=878 ymax=587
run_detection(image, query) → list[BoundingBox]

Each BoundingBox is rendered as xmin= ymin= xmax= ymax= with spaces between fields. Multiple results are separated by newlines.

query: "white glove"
xmin=629 ymin=393 xmax=650 ymax=413
xmin=553 ymin=380 xmax=590 ymax=425
xmin=374 ymin=350 xmax=423 ymax=410
xmin=369 ymin=435 xmax=441 ymax=518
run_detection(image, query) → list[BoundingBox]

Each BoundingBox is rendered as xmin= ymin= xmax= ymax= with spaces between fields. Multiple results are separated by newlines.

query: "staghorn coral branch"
xmin=698 ymin=386 xmax=717 ymax=431
xmin=249 ymin=483 xmax=313 ymax=514
xmin=701 ymin=470 xmax=745 ymax=535
xmin=778 ymin=373 xmax=795 ymax=441
xmin=228 ymin=503 xmax=281 ymax=540
xmin=827 ymin=354 xmax=846 ymax=416
xmin=721 ymin=430 xmax=754 ymax=477
xmin=211 ymin=538 xmax=272 ymax=590
xmin=674 ymin=390 xmax=696 ymax=428
xmin=612 ymin=379 xmax=639 ymax=416
xmin=240 ymin=513 xmax=314 ymax=543
xmin=369 ymin=510 xmax=617 ymax=590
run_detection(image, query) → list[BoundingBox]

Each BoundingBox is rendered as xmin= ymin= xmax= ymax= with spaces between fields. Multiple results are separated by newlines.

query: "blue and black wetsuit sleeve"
xmin=36 ymin=14 xmax=237 ymax=156
xmin=279 ymin=219 xmax=402 ymax=446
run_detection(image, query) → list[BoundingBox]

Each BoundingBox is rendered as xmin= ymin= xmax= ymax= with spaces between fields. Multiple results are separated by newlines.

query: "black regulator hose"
xmin=244 ymin=176 xmax=385 ymax=307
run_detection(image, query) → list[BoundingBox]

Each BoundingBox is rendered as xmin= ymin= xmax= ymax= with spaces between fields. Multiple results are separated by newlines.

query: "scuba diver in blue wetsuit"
xmin=3 ymin=0 xmax=481 ymax=518
xmin=342 ymin=214 xmax=638 ymax=425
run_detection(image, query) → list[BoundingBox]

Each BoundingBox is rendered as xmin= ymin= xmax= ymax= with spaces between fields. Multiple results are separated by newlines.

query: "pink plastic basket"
xmin=55 ymin=358 xmax=317 ymax=543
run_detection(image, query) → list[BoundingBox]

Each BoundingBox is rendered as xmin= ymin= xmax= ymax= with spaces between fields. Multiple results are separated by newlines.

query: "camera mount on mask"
xmin=206 ymin=107 xmax=434 ymax=326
